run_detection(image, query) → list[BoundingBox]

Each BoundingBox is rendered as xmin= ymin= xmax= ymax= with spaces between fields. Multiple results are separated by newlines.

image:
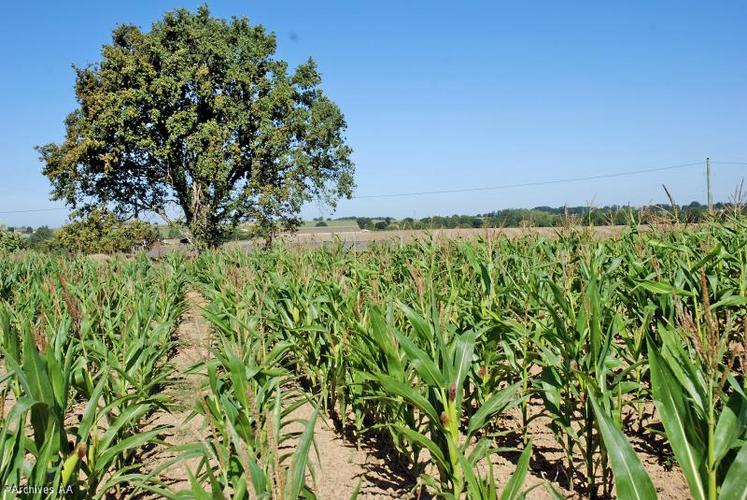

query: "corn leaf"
xmin=589 ymin=392 xmax=656 ymax=500
xmin=648 ymin=337 xmax=706 ymax=500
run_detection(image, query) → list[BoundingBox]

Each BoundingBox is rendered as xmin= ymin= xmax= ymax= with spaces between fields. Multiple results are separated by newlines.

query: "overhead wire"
xmin=352 ymin=161 xmax=704 ymax=199
xmin=0 ymin=159 xmax=741 ymax=212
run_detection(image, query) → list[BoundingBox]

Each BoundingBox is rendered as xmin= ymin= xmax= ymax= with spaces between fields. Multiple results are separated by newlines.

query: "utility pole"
xmin=706 ymin=157 xmax=713 ymax=213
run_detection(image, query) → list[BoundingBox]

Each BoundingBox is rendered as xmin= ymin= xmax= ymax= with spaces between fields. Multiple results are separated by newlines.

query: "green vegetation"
xmin=0 ymin=254 xmax=187 ymax=496
xmin=25 ymin=226 xmax=54 ymax=250
xmin=48 ymin=209 xmax=158 ymax=254
xmin=189 ymin=216 xmax=746 ymax=498
xmin=1 ymin=226 xmax=54 ymax=252
xmin=348 ymin=202 xmax=744 ymax=231
xmin=1 ymin=218 xmax=745 ymax=498
xmin=0 ymin=228 xmax=24 ymax=252
xmin=37 ymin=6 xmax=354 ymax=250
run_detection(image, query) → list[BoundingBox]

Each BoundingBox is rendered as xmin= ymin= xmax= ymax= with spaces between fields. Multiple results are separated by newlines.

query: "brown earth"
xmin=288 ymin=404 xmax=413 ymax=499
xmin=144 ymin=289 xmax=212 ymax=490
xmin=284 ymin=226 xmax=629 ymax=244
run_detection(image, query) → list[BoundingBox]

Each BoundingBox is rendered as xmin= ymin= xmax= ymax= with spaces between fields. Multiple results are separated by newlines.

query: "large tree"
xmin=38 ymin=6 xmax=354 ymax=249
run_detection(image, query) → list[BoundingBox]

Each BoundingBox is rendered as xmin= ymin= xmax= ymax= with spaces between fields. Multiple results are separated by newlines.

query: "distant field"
xmin=223 ymin=225 xmax=633 ymax=249
xmin=300 ymin=219 xmax=358 ymax=229
xmin=298 ymin=221 xmax=359 ymax=233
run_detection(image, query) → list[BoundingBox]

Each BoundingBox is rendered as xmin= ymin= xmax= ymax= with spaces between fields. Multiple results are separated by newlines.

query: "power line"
xmin=0 ymin=207 xmax=68 ymax=215
xmin=712 ymin=160 xmax=747 ymax=166
xmin=352 ymin=161 xmax=704 ymax=199
xmin=0 ymin=159 xmax=740 ymax=213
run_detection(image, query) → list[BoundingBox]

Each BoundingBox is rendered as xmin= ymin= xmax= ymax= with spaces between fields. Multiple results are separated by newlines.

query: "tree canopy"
xmin=38 ymin=6 xmax=354 ymax=249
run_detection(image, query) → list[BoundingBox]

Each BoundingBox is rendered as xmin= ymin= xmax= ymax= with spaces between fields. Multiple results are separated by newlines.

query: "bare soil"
xmin=144 ymin=289 xmax=212 ymax=489
xmin=281 ymin=226 xmax=629 ymax=244
xmin=289 ymin=404 xmax=413 ymax=499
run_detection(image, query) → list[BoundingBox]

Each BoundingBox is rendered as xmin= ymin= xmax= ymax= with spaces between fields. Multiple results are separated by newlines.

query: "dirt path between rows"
xmin=289 ymin=404 xmax=413 ymax=499
xmin=145 ymin=289 xmax=212 ymax=490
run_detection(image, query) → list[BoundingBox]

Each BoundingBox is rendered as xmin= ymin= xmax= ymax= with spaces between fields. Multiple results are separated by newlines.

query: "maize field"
xmin=1 ymin=217 xmax=746 ymax=499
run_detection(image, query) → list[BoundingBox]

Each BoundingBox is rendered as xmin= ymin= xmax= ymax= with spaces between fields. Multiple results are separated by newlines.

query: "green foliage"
xmin=165 ymin=225 xmax=183 ymax=239
xmin=192 ymin=216 xmax=747 ymax=498
xmin=346 ymin=202 xmax=745 ymax=232
xmin=3 ymin=216 xmax=746 ymax=498
xmin=647 ymin=301 xmax=747 ymax=499
xmin=37 ymin=6 xmax=354 ymax=250
xmin=166 ymin=320 xmax=319 ymax=498
xmin=50 ymin=209 xmax=158 ymax=254
xmin=355 ymin=217 xmax=372 ymax=230
xmin=0 ymin=254 xmax=187 ymax=497
xmin=590 ymin=392 xmax=657 ymax=499
xmin=25 ymin=225 xmax=54 ymax=250
xmin=0 ymin=229 xmax=24 ymax=252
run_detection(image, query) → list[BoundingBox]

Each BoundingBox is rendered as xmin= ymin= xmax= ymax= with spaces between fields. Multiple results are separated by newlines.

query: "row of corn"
xmin=2 ymin=216 xmax=745 ymax=499
xmin=0 ymin=254 xmax=186 ymax=498
xmin=191 ymin=217 xmax=746 ymax=499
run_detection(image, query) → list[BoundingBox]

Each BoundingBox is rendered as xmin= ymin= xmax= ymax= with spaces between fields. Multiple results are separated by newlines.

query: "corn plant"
xmin=354 ymin=298 xmax=526 ymax=498
xmin=0 ymin=253 xmax=186 ymax=497
xmin=588 ymin=392 xmax=657 ymax=500
xmin=646 ymin=277 xmax=747 ymax=500
xmin=185 ymin=216 xmax=747 ymax=499
xmin=161 ymin=298 xmax=320 ymax=499
xmin=534 ymin=243 xmax=649 ymax=497
xmin=0 ymin=318 xmax=168 ymax=497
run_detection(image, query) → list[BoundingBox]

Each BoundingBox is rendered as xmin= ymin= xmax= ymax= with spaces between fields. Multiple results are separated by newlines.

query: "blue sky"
xmin=1 ymin=1 xmax=745 ymax=227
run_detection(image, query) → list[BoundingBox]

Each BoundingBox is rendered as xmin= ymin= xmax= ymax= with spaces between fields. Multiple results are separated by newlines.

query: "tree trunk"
xmin=189 ymin=207 xmax=224 ymax=251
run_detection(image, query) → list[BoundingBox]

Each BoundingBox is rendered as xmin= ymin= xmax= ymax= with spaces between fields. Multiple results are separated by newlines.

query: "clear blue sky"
xmin=1 ymin=1 xmax=745 ymax=227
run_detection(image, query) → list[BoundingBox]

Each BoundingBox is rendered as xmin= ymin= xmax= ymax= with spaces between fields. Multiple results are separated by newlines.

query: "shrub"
xmin=0 ymin=229 xmax=24 ymax=252
xmin=25 ymin=226 xmax=54 ymax=250
xmin=356 ymin=217 xmax=372 ymax=230
xmin=50 ymin=209 xmax=159 ymax=254
xmin=315 ymin=221 xmax=328 ymax=227
xmin=167 ymin=225 xmax=184 ymax=239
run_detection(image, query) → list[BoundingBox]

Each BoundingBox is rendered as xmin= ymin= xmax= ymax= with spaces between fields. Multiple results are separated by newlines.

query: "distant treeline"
xmin=350 ymin=202 xmax=745 ymax=231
